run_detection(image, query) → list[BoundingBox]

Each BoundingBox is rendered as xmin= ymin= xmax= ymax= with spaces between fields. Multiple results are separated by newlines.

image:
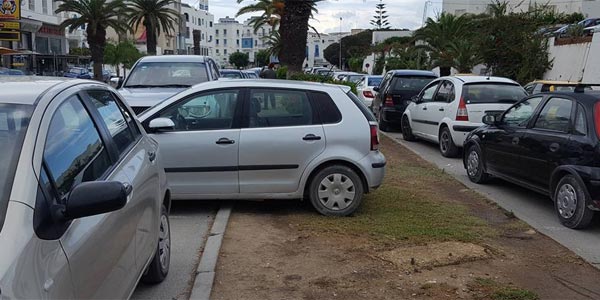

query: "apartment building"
xmin=442 ymin=0 xmax=600 ymax=17
xmin=182 ymin=2 xmax=215 ymax=56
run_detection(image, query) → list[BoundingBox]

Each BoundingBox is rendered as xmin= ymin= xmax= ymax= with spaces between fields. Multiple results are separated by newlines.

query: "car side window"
xmin=158 ymin=90 xmax=239 ymax=131
xmin=86 ymin=90 xmax=138 ymax=154
xmin=434 ymin=81 xmax=455 ymax=102
xmin=502 ymin=96 xmax=543 ymax=127
xmin=533 ymin=97 xmax=573 ymax=132
xmin=524 ymin=84 xmax=534 ymax=95
xmin=248 ymin=89 xmax=315 ymax=128
xmin=420 ymin=82 xmax=440 ymax=103
xmin=44 ymin=95 xmax=112 ymax=199
xmin=574 ymin=104 xmax=587 ymax=135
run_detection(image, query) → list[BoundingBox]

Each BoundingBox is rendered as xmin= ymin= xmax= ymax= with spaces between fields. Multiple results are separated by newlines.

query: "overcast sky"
xmin=182 ymin=0 xmax=442 ymax=33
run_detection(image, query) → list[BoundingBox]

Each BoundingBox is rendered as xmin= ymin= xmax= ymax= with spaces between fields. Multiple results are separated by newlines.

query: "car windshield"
xmin=0 ymin=103 xmax=33 ymax=231
xmin=368 ymin=77 xmax=382 ymax=86
xmin=347 ymin=75 xmax=364 ymax=83
xmin=69 ymin=68 xmax=83 ymax=74
xmin=392 ymin=76 xmax=436 ymax=92
xmin=463 ymin=83 xmax=527 ymax=104
xmin=125 ymin=62 xmax=209 ymax=87
xmin=221 ymin=71 xmax=243 ymax=79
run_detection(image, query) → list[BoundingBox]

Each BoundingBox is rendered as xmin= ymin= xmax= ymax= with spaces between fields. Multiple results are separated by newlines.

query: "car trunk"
xmin=461 ymin=82 xmax=527 ymax=123
xmin=466 ymin=103 xmax=512 ymax=124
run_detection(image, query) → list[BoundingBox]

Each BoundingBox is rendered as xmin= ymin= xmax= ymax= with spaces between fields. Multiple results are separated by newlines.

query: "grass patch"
xmin=472 ymin=277 xmax=539 ymax=300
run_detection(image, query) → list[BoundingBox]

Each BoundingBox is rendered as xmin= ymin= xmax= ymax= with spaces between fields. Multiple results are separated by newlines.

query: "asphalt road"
xmin=383 ymin=131 xmax=600 ymax=268
xmin=132 ymin=202 xmax=216 ymax=300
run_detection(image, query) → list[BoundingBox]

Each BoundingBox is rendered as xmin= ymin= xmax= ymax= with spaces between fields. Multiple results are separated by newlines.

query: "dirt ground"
xmin=211 ymin=137 xmax=600 ymax=300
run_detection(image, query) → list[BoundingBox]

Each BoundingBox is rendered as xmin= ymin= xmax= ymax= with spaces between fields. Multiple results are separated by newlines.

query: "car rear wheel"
xmin=309 ymin=165 xmax=364 ymax=216
xmin=439 ymin=127 xmax=459 ymax=158
xmin=554 ymin=175 xmax=595 ymax=229
xmin=377 ymin=108 xmax=390 ymax=132
xmin=142 ymin=205 xmax=171 ymax=284
xmin=466 ymin=144 xmax=489 ymax=183
xmin=401 ymin=116 xmax=416 ymax=141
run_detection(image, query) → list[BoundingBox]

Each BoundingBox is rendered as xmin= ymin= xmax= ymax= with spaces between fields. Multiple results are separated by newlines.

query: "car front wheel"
xmin=142 ymin=205 xmax=171 ymax=284
xmin=554 ymin=175 xmax=595 ymax=229
xmin=309 ymin=165 xmax=364 ymax=216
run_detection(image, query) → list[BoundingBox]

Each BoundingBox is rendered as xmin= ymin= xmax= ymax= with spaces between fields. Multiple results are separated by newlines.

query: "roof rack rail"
xmin=574 ymin=83 xmax=600 ymax=93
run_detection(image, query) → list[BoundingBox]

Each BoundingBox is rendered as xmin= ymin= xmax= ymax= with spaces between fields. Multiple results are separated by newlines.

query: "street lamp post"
xmin=339 ymin=17 xmax=342 ymax=70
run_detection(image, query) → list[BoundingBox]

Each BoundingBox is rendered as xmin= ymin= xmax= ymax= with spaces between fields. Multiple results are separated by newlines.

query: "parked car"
xmin=356 ymin=75 xmax=383 ymax=109
xmin=0 ymin=68 xmax=25 ymax=76
xmin=554 ymin=18 xmax=600 ymax=37
xmin=524 ymin=80 xmax=593 ymax=94
xmin=243 ymin=70 xmax=259 ymax=79
xmin=463 ymin=89 xmax=600 ymax=229
xmin=372 ymin=70 xmax=437 ymax=131
xmin=316 ymin=69 xmax=334 ymax=77
xmin=0 ymin=77 xmax=171 ymax=298
xmin=332 ymin=71 xmax=358 ymax=81
xmin=342 ymin=74 xmax=366 ymax=84
xmin=220 ymin=69 xmax=245 ymax=79
xmin=64 ymin=67 xmax=92 ymax=79
xmin=402 ymin=75 xmax=527 ymax=157
xmin=137 ymin=79 xmax=386 ymax=216
xmin=117 ymin=55 xmax=221 ymax=114
xmin=310 ymin=67 xmax=328 ymax=74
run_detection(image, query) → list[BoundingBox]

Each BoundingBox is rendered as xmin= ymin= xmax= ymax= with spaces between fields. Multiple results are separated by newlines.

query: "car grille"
xmin=132 ymin=106 xmax=150 ymax=115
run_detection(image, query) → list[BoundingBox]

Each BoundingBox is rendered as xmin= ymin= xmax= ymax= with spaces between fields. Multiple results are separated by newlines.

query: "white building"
xmin=182 ymin=2 xmax=215 ymax=56
xmin=442 ymin=0 xmax=600 ymax=17
xmin=304 ymin=32 xmax=346 ymax=68
xmin=212 ymin=16 xmax=275 ymax=67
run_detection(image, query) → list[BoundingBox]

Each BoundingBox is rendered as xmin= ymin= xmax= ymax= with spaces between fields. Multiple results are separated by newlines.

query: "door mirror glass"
xmin=411 ymin=95 xmax=420 ymax=103
xmin=64 ymin=181 xmax=129 ymax=221
xmin=149 ymin=117 xmax=176 ymax=131
xmin=482 ymin=114 xmax=496 ymax=125
xmin=110 ymin=77 xmax=124 ymax=89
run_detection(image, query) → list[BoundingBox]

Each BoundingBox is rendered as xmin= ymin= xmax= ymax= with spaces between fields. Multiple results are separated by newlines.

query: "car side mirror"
xmin=482 ymin=114 xmax=497 ymax=125
xmin=411 ymin=95 xmax=420 ymax=103
xmin=373 ymin=86 xmax=380 ymax=92
xmin=110 ymin=77 xmax=124 ymax=89
xmin=64 ymin=181 xmax=129 ymax=221
xmin=149 ymin=117 xmax=176 ymax=132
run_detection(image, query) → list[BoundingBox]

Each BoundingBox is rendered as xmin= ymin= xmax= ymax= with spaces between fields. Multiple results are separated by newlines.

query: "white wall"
xmin=543 ymin=36 xmax=598 ymax=82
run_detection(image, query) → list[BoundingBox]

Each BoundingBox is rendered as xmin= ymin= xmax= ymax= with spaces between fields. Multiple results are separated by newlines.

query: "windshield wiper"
xmin=125 ymin=84 xmax=192 ymax=88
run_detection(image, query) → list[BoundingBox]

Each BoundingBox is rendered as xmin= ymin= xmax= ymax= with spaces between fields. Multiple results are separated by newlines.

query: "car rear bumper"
xmin=450 ymin=122 xmax=483 ymax=147
xmin=359 ymin=151 xmax=386 ymax=191
xmin=382 ymin=107 xmax=405 ymax=123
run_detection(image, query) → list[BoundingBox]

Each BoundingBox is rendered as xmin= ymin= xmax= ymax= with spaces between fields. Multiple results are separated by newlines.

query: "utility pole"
xmin=339 ymin=17 xmax=342 ymax=70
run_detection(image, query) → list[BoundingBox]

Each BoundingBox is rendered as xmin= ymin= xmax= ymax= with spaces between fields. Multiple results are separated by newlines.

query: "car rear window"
xmin=346 ymin=91 xmax=376 ymax=122
xmin=462 ymin=83 xmax=527 ymax=104
xmin=368 ymin=77 xmax=382 ymax=87
xmin=391 ymin=76 xmax=436 ymax=92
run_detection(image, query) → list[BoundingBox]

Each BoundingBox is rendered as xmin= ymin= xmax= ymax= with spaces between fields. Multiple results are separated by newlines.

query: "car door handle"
xmin=512 ymin=137 xmax=520 ymax=145
xmin=422 ymin=107 xmax=427 ymax=110
xmin=216 ymin=138 xmax=235 ymax=145
xmin=123 ymin=183 xmax=133 ymax=196
xmin=303 ymin=134 xmax=322 ymax=141
xmin=549 ymin=143 xmax=560 ymax=152
xmin=148 ymin=151 xmax=156 ymax=162
xmin=439 ymin=108 xmax=445 ymax=111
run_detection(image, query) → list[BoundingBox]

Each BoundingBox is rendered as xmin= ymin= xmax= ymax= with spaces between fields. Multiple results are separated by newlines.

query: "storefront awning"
xmin=0 ymin=47 xmax=20 ymax=55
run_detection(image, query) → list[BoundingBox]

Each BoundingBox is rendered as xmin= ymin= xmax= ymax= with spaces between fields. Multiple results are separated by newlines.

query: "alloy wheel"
xmin=158 ymin=214 xmax=171 ymax=271
xmin=318 ymin=173 xmax=356 ymax=211
xmin=440 ymin=131 xmax=450 ymax=153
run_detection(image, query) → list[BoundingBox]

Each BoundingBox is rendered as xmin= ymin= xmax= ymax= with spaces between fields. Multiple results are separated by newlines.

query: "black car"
xmin=373 ymin=70 xmax=437 ymax=131
xmin=463 ymin=90 xmax=600 ymax=229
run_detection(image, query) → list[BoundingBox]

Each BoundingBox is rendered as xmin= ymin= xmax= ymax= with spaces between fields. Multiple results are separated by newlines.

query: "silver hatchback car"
xmin=0 ymin=78 xmax=170 ymax=298
xmin=139 ymin=79 xmax=386 ymax=216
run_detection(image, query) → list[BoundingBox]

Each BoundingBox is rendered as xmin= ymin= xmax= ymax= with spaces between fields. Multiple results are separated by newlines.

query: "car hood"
xmin=63 ymin=73 xmax=79 ymax=78
xmin=118 ymin=87 xmax=185 ymax=108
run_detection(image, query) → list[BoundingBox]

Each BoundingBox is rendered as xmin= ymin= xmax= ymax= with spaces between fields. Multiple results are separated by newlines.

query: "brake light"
xmin=370 ymin=124 xmax=379 ymax=151
xmin=456 ymin=97 xmax=469 ymax=121
xmin=363 ymin=90 xmax=374 ymax=98
xmin=594 ymin=102 xmax=600 ymax=139
xmin=384 ymin=95 xmax=394 ymax=107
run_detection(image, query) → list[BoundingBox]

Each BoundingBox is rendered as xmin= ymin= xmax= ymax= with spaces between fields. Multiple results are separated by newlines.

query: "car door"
xmin=483 ymin=96 xmax=544 ymax=180
xmin=410 ymin=81 xmax=440 ymax=140
xmin=83 ymin=89 xmax=161 ymax=274
xmin=374 ymin=72 xmax=392 ymax=115
xmin=520 ymin=96 xmax=574 ymax=188
xmin=238 ymin=88 xmax=325 ymax=194
xmin=147 ymin=89 xmax=242 ymax=197
xmin=423 ymin=80 xmax=455 ymax=138
xmin=41 ymin=93 xmax=139 ymax=299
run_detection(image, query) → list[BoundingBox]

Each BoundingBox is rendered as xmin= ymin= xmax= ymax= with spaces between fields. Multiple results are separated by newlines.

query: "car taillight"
xmin=370 ymin=124 xmax=379 ymax=151
xmin=384 ymin=95 xmax=394 ymax=107
xmin=594 ymin=102 xmax=600 ymax=139
xmin=456 ymin=97 xmax=469 ymax=121
xmin=363 ymin=90 xmax=374 ymax=98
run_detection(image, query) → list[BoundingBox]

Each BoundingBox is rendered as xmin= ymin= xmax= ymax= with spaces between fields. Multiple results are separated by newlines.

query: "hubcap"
xmin=158 ymin=214 xmax=170 ymax=271
xmin=440 ymin=132 xmax=449 ymax=152
xmin=467 ymin=150 xmax=480 ymax=177
xmin=557 ymin=184 xmax=577 ymax=219
xmin=318 ymin=173 xmax=355 ymax=211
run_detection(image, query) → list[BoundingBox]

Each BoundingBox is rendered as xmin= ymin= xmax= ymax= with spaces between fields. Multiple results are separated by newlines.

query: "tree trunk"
xmin=146 ymin=19 xmax=158 ymax=55
xmin=88 ymin=26 xmax=107 ymax=81
xmin=439 ymin=66 xmax=451 ymax=76
xmin=279 ymin=0 xmax=312 ymax=77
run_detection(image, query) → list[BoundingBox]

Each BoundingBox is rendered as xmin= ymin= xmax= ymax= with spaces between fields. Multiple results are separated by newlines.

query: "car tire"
xmin=554 ymin=175 xmax=595 ymax=229
xmin=377 ymin=108 xmax=390 ymax=132
xmin=465 ymin=144 xmax=489 ymax=183
xmin=401 ymin=116 xmax=416 ymax=141
xmin=309 ymin=165 xmax=364 ymax=217
xmin=141 ymin=205 xmax=171 ymax=284
xmin=439 ymin=127 xmax=459 ymax=158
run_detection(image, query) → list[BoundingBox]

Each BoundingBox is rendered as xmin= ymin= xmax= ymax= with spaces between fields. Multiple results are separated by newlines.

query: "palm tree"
xmin=127 ymin=0 xmax=179 ymax=55
xmin=56 ymin=0 xmax=129 ymax=81
xmin=236 ymin=0 xmax=284 ymax=33
xmin=278 ymin=0 xmax=322 ymax=75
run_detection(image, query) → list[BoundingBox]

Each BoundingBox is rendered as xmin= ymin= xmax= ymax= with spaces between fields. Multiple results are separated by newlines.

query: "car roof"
xmin=530 ymin=80 xmax=581 ymax=85
xmin=190 ymin=79 xmax=350 ymax=91
xmin=221 ymin=69 xmax=242 ymax=73
xmin=442 ymin=75 xmax=519 ymax=84
xmin=0 ymin=76 xmax=74 ymax=105
xmin=389 ymin=70 xmax=437 ymax=77
xmin=138 ymin=55 xmax=210 ymax=63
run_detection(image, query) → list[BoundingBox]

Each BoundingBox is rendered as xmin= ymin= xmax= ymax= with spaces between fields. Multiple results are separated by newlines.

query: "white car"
xmin=355 ymin=75 xmax=383 ymax=109
xmin=401 ymin=75 xmax=527 ymax=157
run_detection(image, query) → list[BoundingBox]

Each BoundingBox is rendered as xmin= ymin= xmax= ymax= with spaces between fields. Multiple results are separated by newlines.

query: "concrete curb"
xmin=189 ymin=204 xmax=232 ymax=300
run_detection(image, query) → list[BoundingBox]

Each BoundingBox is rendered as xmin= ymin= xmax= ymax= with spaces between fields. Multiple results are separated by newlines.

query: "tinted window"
xmin=44 ymin=96 xmax=112 ymax=198
xmin=434 ymin=81 xmax=455 ymax=102
xmin=368 ymin=77 xmax=382 ymax=87
xmin=534 ymin=97 xmax=573 ymax=132
xmin=502 ymin=97 xmax=543 ymax=127
xmin=420 ymin=82 xmax=440 ymax=103
xmin=574 ymin=104 xmax=587 ymax=135
xmin=125 ymin=62 xmax=209 ymax=87
xmin=391 ymin=76 xmax=436 ymax=92
xmin=249 ymin=89 xmax=314 ymax=127
xmin=0 ymin=104 xmax=33 ymax=231
xmin=311 ymin=92 xmax=342 ymax=124
xmin=462 ymin=83 xmax=526 ymax=104
xmin=346 ymin=91 xmax=376 ymax=122
xmin=220 ymin=71 xmax=243 ymax=78
xmin=158 ymin=90 xmax=239 ymax=131
xmin=87 ymin=90 xmax=137 ymax=154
